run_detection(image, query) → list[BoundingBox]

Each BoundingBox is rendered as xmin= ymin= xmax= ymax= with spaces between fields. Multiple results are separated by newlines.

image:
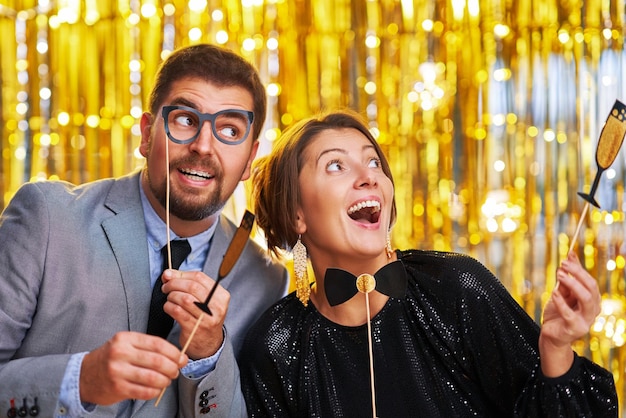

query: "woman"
xmin=240 ymin=109 xmax=617 ymax=417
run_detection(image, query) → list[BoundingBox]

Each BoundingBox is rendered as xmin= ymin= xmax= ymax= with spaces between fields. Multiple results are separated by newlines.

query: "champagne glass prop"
xmin=569 ymin=100 xmax=626 ymax=253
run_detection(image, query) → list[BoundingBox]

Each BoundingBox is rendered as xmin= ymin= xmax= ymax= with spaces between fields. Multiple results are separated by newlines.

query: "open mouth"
xmin=348 ymin=200 xmax=381 ymax=224
xmin=179 ymin=168 xmax=214 ymax=181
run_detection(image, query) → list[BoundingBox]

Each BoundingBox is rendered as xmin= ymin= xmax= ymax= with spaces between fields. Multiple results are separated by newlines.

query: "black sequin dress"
xmin=240 ymin=250 xmax=618 ymax=417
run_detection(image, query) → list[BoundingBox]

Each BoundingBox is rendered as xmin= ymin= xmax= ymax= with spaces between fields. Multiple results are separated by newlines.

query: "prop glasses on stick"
xmin=155 ymin=123 xmax=255 ymax=406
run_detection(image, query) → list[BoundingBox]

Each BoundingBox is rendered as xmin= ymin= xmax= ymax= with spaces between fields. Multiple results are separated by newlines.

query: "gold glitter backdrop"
xmin=1 ymin=0 xmax=626 ymax=413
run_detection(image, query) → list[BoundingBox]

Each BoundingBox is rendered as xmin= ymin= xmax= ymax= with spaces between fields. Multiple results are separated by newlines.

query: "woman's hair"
xmin=148 ymin=43 xmax=267 ymax=141
xmin=252 ymin=109 xmax=397 ymax=258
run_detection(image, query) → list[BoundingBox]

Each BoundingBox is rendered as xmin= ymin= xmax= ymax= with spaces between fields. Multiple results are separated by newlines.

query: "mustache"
xmin=169 ymin=155 xmax=222 ymax=178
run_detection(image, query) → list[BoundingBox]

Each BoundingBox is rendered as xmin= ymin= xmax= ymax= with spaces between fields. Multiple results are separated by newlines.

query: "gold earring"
xmin=386 ymin=233 xmax=393 ymax=259
xmin=293 ymin=235 xmax=310 ymax=306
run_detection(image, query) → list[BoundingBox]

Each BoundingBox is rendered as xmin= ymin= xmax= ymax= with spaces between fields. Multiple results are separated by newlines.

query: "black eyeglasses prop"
xmin=162 ymin=105 xmax=254 ymax=145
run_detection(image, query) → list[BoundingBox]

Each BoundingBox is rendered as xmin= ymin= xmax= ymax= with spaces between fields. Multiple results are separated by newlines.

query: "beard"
xmin=146 ymin=156 xmax=227 ymax=221
xmin=166 ymin=184 xmax=226 ymax=221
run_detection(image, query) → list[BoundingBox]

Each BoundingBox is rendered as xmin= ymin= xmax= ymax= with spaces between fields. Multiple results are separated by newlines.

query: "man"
xmin=0 ymin=44 xmax=288 ymax=417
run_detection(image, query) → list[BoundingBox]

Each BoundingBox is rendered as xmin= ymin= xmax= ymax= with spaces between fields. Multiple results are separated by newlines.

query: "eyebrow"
xmin=315 ymin=144 xmax=376 ymax=166
xmin=168 ymin=97 xmax=197 ymax=109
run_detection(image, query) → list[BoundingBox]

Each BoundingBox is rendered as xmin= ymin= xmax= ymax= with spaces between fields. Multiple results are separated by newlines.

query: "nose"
xmin=188 ymin=120 xmax=216 ymax=154
xmin=355 ymin=167 xmax=378 ymax=189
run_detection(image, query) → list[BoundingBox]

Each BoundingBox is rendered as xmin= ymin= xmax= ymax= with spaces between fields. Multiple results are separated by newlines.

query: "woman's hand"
xmin=539 ymin=251 xmax=602 ymax=377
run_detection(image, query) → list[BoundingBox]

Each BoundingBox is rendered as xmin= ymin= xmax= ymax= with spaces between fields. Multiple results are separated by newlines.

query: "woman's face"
xmin=296 ymin=128 xmax=394 ymax=265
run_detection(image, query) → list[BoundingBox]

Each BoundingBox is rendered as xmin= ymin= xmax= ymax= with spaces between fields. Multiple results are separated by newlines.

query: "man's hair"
xmin=148 ymin=44 xmax=267 ymax=141
xmin=252 ymin=109 xmax=397 ymax=257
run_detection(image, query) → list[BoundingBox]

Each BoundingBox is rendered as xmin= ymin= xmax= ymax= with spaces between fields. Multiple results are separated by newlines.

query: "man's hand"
xmin=80 ymin=331 xmax=187 ymax=405
xmin=161 ymin=269 xmax=230 ymax=360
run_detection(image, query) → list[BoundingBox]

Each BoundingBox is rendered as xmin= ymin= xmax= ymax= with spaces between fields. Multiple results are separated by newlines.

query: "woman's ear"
xmin=295 ymin=208 xmax=306 ymax=235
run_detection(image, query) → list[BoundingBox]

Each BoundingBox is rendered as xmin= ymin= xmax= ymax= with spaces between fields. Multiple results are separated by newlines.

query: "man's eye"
xmin=174 ymin=114 xmax=196 ymax=127
xmin=218 ymin=126 xmax=239 ymax=139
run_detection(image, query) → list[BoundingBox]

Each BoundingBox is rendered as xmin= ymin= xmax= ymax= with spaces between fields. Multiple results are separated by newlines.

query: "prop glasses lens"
xmin=162 ymin=105 xmax=254 ymax=145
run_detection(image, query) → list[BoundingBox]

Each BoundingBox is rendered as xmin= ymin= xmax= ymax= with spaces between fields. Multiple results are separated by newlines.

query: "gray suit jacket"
xmin=0 ymin=172 xmax=289 ymax=417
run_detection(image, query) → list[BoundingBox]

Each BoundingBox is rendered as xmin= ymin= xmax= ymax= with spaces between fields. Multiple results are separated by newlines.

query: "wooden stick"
xmin=155 ymin=314 xmax=204 ymax=406
xmin=155 ymin=135 xmax=174 ymax=407
xmin=165 ymin=137 xmax=172 ymax=266
xmin=568 ymin=202 xmax=589 ymax=253
xmin=555 ymin=202 xmax=590 ymax=292
xmin=365 ymin=294 xmax=377 ymax=418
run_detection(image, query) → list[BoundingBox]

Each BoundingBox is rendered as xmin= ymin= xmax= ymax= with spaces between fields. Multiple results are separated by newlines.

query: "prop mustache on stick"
xmin=155 ymin=209 xmax=255 ymax=406
xmin=194 ymin=210 xmax=255 ymax=315
xmin=568 ymin=100 xmax=626 ymax=255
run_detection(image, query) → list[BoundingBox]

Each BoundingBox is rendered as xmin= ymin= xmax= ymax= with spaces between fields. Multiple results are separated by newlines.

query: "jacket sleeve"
xmin=178 ymin=334 xmax=247 ymax=418
xmin=0 ymin=183 xmax=71 ymax=412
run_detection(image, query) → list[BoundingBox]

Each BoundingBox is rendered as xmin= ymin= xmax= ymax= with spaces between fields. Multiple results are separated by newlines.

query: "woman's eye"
xmin=368 ymin=157 xmax=381 ymax=168
xmin=327 ymin=160 xmax=342 ymax=172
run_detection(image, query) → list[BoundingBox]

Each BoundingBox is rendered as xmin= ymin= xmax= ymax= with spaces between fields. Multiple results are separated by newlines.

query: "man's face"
xmin=139 ymin=77 xmax=259 ymax=221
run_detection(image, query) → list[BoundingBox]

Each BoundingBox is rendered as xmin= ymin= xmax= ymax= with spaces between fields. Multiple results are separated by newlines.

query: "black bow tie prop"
xmin=324 ymin=261 xmax=407 ymax=306
xmin=323 ymin=260 xmax=407 ymax=418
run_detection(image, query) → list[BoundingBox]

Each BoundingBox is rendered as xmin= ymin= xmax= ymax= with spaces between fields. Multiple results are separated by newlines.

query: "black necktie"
xmin=324 ymin=260 xmax=407 ymax=306
xmin=147 ymin=239 xmax=191 ymax=338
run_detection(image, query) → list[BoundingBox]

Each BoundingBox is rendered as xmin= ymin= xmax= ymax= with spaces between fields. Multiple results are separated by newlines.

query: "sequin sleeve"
xmin=515 ymin=353 xmax=617 ymax=417
xmin=240 ymin=295 xmax=303 ymax=417
xmin=401 ymin=250 xmax=618 ymax=417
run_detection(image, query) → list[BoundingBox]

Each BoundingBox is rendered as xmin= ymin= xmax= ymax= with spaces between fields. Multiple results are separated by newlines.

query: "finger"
xmin=167 ymin=285 xmax=230 ymax=360
xmin=549 ymin=290 xmax=573 ymax=320
xmin=162 ymin=271 xmax=213 ymax=320
xmin=117 ymin=361 xmax=176 ymax=390
xmin=556 ymin=254 xmax=599 ymax=300
xmin=548 ymin=291 xmax=587 ymax=339
xmin=127 ymin=334 xmax=185 ymax=376
xmin=556 ymin=270 xmax=600 ymax=318
xmin=81 ymin=333 xmax=181 ymax=404
xmin=163 ymin=271 xmax=230 ymax=317
xmin=161 ymin=268 xmax=194 ymax=284
xmin=129 ymin=350 xmax=180 ymax=380
xmin=204 ymin=286 xmax=230 ymax=320
xmin=162 ymin=270 xmax=214 ymax=300
xmin=560 ymin=252 xmax=598 ymax=293
xmin=165 ymin=287 xmax=229 ymax=326
xmin=135 ymin=332 xmax=184 ymax=360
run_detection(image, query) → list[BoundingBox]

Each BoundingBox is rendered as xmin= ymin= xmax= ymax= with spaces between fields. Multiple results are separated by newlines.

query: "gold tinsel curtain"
xmin=1 ymin=0 xmax=626 ymax=413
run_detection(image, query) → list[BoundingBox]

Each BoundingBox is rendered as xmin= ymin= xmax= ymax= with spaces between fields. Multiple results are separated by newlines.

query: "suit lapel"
xmin=101 ymin=172 xmax=151 ymax=333
xmin=100 ymin=173 xmax=155 ymax=415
